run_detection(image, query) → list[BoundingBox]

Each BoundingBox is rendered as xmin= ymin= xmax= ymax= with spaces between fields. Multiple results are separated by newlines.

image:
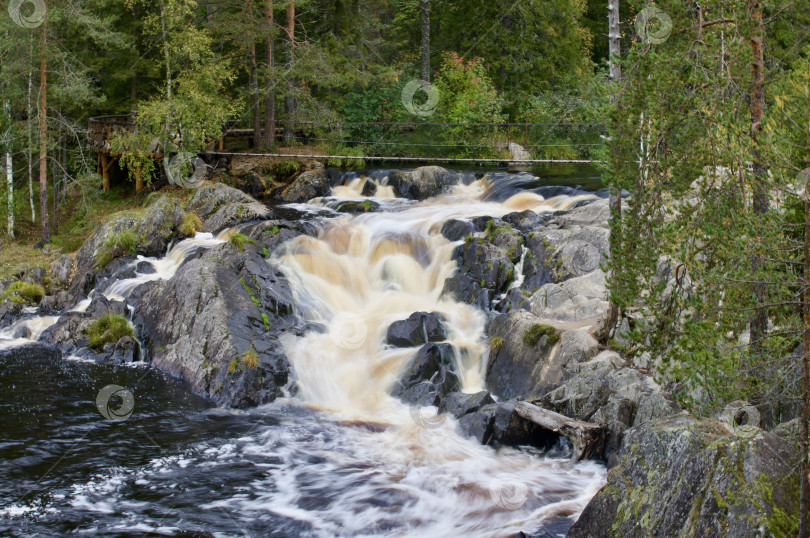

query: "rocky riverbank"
xmin=0 ymin=161 xmax=800 ymax=536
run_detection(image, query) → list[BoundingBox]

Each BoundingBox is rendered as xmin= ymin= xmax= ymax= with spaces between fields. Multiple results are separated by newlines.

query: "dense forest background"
xmin=1 ymin=0 xmax=810 ymax=426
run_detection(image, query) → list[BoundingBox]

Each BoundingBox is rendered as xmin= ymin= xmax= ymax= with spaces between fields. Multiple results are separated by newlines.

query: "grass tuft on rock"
xmin=241 ymin=350 xmax=259 ymax=369
xmin=0 ymin=281 xmax=45 ymax=305
xmin=522 ymin=323 xmax=560 ymax=346
xmin=229 ymin=232 xmax=250 ymax=250
xmin=87 ymin=314 xmax=133 ymax=349
xmin=179 ymin=212 xmax=203 ymax=237
xmin=96 ymin=229 xmax=139 ymax=268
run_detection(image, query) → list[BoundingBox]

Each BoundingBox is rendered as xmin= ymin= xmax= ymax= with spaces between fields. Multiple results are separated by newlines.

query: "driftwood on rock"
xmin=515 ymin=400 xmax=606 ymax=461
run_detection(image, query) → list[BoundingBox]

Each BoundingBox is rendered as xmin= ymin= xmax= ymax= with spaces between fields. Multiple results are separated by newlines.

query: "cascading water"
xmin=262 ymin=178 xmax=605 ymax=535
xmin=0 ymin=169 xmax=608 ymax=537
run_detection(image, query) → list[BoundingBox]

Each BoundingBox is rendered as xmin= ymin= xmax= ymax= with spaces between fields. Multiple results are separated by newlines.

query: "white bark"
xmin=6 ymin=145 xmax=13 ymax=239
xmin=27 ymin=35 xmax=35 ymax=223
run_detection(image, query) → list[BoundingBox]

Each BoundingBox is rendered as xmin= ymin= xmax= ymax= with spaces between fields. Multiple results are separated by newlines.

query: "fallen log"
xmin=514 ymin=401 xmax=606 ymax=461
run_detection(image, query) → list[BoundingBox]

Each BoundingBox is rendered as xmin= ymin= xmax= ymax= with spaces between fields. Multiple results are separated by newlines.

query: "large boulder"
xmin=527 ymin=270 xmax=609 ymax=323
xmin=569 ymin=415 xmax=800 ymax=537
xmin=386 ymin=312 xmax=448 ymax=348
xmin=281 ymin=166 xmax=331 ymax=203
xmin=187 ymin=183 xmax=270 ymax=233
xmin=486 ymin=311 xmax=567 ymax=400
xmin=133 ymin=239 xmax=296 ymax=408
xmin=387 ymin=166 xmax=459 ymax=200
xmin=442 ymin=237 xmax=517 ymax=310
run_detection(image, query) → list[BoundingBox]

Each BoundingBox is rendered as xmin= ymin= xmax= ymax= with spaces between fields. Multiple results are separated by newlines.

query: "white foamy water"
xmin=265 ymin=178 xmax=604 ymax=535
xmin=72 ymin=230 xmax=231 ymax=312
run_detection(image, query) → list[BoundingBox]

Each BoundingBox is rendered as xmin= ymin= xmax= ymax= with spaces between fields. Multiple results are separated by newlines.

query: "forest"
xmin=1 ymin=0 xmax=810 ymax=536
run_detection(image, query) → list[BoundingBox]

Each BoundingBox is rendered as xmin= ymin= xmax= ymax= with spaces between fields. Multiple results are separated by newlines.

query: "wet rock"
xmin=0 ymin=342 xmax=61 ymax=362
xmin=135 ymin=260 xmax=156 ymax=274
xmin=440 ymin=220 xmax=475 ymax=242
xmin=568 ymin=415 xmax=800 ymax=537
xmin=360 ymin=179 xmax=377 ymax=196
xmin=133 ymin=242 xmax=296 ymax=408
xmin=486 ymin=311 xmax=565 ymax=400
xmin=442 ymin=239 xmax=515 ymax=308
xmin=387 ymin=166 xmax=459 ymax=200
xmin=332 ymin=199 xmax=381 ymax=214
xmin=392 ymin=343 xmax=460 ymax=405
xmin=40 ymin=313 xmax=94 ymax=355
xmin=386 ymin=312 xmax=448 ymax=348
xmin=502 ymin=210 xmax=552 ymax=233
xmin=86 ymin=294 xmax=128 ymax=318
xmin=281 ymin=166 xmax=331 ymax=203
xmin=458 ymin=402 xmax=559 ymax=449
xmin=439 ymin=391 xmax=495 ymax=418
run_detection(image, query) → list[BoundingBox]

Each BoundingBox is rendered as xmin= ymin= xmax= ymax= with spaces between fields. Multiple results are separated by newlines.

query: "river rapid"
xmin=0 ymin=167 xmax=608 ymax=537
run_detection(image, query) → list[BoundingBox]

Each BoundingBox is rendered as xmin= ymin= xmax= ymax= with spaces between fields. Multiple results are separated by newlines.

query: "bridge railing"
xmin=89 ymin=116 xmax=606 ymax=161
xmin=252 ymin=121 xmax=607 ymax=161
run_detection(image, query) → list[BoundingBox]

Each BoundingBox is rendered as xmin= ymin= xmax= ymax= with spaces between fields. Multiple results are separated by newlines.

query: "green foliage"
xmin=0 ymin=281 xmax=45 ymax=305
xmin=491 ymin=336 xmax=505 ymax=353
xmin=179 ymin=212 xmax=203 ymax=237
xmin=229 ymin=233 xmax=248 ymax=251
xmin=86 ymin=314 xmax=134 ymax=349
xmin=433 ymin=52 xmax=504 ymax=125
xmin=522 ymin=324 xmax=560 ymax=346
xmin=96 ymin=229 xmax=139 ymax=268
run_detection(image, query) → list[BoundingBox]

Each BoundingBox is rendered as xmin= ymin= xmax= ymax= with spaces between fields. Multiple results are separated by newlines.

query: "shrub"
xmin=522 ymin=324 xmax=560 ymax=346
xmin=491 ymin=336 xmax=505 ymax=354
xmin=227 ymin=359 xmax=239 ymax=374
xmin=96 ymin=229 xmax=139 ymax=268
xmin=0 ymin=281 xmax=45 ymax=305
xmin=87 ymin=314 xmax=134 ymax=349
xmin=179 ymin=212 xmax=203 ymax=237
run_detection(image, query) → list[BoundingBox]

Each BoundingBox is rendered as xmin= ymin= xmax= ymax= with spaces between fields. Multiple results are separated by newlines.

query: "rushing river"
xmin=0 ymin=167 xmax=607 ymax=537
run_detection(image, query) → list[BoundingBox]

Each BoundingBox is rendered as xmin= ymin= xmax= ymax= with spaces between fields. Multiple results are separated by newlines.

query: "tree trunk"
xmin=607 ymin=0 xmax=621 ymax=83
xmin=38 ymin=20 xmax=49 ymax=243
xmin=283 ymin=0 xmax=295 ymax=143
xmin=514 ymin=402 xmax=606 ymax=462
xmin=247 ymin=0 xmax=261 ymax=146
xmin=263 ymin=0 xmax=275 ymax=149
xmin=5 ymin=101 xmax=13 ymax=240
xmin=420 ymin=0 xmax=430 ymax=82
xmin=748 ymin=0 xmax=767 ymax=354
xmin=799 ymin=79 xmax=810 ymax=538
xmin=603 ymin=0 xmax=622 ymax=341
xmin=27 ymin=35 xmax=35 ymax=224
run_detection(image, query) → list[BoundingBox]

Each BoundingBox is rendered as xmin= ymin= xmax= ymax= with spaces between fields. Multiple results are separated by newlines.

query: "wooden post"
xmin=134 ymin=164 xmax=144 ymax=193
xmin=101 ymin=153 xmax=113 ymax=192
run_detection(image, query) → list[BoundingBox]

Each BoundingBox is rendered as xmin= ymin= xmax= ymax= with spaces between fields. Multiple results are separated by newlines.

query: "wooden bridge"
xmin=88 ymin=115 xmax=605 ymax=191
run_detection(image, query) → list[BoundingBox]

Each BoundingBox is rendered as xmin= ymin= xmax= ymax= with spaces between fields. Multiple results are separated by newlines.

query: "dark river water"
xmin=0 ymin=167 xmax=606 ymax=537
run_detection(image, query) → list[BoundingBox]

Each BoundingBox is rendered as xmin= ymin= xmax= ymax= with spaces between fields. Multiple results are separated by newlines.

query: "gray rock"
xmin=568 ymin=415 xmax=800 ymax=537
xmin=387 ymin=166 xmax=459 ymax=200
xmin=386 ymin=312 xmax=448 ymax=348
xmin=50 ymin=255 xmax=74 ymax=287
xmin=458 ymin=401 xmax=559 ymax=449
xmin=486 ymin=311 xmax=564 ymax=400
xmin=281 ymin=167 xmax=331 ymax=203
xmin=133 ymin=242 xmax=296 ymax=408
xmin=555 ymin=198 xmax=611 ymax=229
xmin=392 ymin=343 xmax=460 ymax=405
xmin=439 ymin=391 xmax=495 ymax=418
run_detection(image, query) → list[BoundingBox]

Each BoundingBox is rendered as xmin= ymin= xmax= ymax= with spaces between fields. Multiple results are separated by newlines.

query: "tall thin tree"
xmin=262 ymin=0 xmax=275 ymax=149
xmin=38 ymin=19 xmax=49 ymax=242
xmin=283 ymin=0 xmax=295 ymax=143
xmin=420 ymin=0 xmax=430 ymax=82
